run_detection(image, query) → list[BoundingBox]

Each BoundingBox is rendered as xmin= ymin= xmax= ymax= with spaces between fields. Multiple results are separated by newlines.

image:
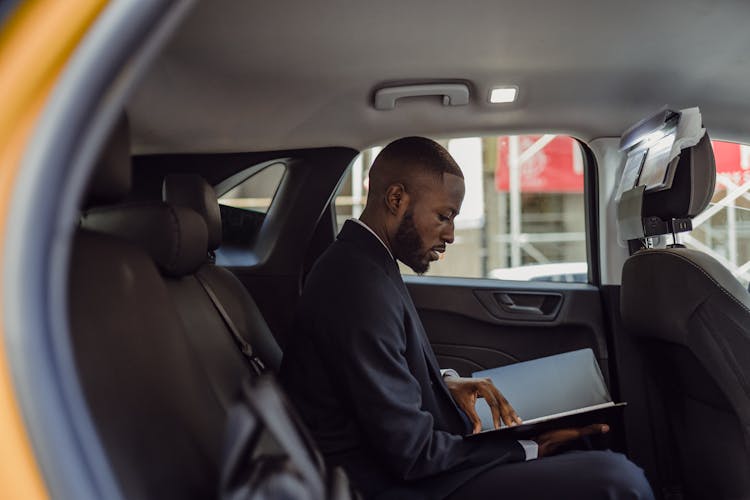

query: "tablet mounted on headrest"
xmin=616 ymin=107 xmax=716 ymax=253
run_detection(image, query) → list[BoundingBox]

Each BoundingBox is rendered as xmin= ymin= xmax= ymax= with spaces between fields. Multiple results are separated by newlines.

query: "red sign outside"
xmin=712 ymin=140 xmax=750 ymax=187
xmin=495 ymin=136 xmax=583 ymax=193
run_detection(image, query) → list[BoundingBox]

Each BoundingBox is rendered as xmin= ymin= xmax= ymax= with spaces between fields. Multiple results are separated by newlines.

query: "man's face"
xmin=393 ymin=173 xmax=465 ymax=274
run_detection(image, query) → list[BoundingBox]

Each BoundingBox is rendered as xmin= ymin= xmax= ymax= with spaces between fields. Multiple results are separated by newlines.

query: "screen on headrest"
xmin=616 ymin=127 xmax=679 ymax=201
xmin=616 ymin=149 xmax=646 ymax=200
xmin=637 ymin=132 xmax=676 ymax=192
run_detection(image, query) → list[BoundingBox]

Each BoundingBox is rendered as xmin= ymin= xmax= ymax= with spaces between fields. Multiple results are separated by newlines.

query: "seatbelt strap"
xmin=195 ymin=271 xmax=266 ymax=376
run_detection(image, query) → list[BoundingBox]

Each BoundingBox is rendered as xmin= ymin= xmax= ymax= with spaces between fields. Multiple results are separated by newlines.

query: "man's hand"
xmin=443 ymin=376 xmax=522 ymax=434
xmin=535 ymin=424 xmax=609 ymax=457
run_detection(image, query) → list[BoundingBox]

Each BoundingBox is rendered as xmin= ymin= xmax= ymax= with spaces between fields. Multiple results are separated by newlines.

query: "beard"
xmin=394 ymin=211 xmax=430 ymax=274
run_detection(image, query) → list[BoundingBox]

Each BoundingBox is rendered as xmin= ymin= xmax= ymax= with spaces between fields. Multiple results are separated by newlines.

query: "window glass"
xmin=335 ymin=135 xmax=588 ymax=282
xmin=685 ymin=140 xmax=750 ymax=287
xmin=214 ymin=162 xmax=286 ymax=266
xmin=218 ymin=162 xmax=286 ymax=213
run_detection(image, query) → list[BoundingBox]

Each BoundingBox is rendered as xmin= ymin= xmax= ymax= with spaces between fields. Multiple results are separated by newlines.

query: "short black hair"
xmin=374 ymin=136 xmax=462 ymax=177
xmin=368 ymin=137 xmax=463 ymax=196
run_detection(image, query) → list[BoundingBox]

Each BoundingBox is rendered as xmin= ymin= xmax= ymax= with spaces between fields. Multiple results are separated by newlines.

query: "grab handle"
xmin=374 ymin=83 xmax=470 ymax=110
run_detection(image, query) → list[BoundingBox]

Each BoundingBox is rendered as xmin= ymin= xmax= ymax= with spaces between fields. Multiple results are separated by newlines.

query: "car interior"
xmin=5 ymin=1 xmax=750 ymax=499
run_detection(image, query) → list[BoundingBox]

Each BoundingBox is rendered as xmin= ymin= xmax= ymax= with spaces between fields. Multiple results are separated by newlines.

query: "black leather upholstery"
xmin=620 ymin=131 xmax=750 ymax=499
xmin=82 ymin=202 xmax=208 ymax=278
xmin=69 ymin=230 xmax=223 ymax=499
xmin=622 ymin=248 xmax=750 ymax=343
xmin=641 ymin=134 xmax=716 ymax=220
xmin=70 ymin=115 xmax=223 ymax=497
xmin=192 ymin=264 xmax=283 ymax=372
xmin=84 ymin=114 xmax=132 ymax=207
xmin=69 ymin=114 xmax=267 ymax=498
xmin=69 ymin=114 xmax=337 ymax=498
xmin=76 ymin=199 xmax=281 ymax=493
xmin=162 ymin=173 xmax=283 ymax=371
xmin=163 ymin=173 xmax=223 ymax=250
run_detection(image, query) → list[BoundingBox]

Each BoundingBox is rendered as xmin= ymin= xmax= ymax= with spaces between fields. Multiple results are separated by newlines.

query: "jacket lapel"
xmin=337 ymin=221 xmax=469 ymax=432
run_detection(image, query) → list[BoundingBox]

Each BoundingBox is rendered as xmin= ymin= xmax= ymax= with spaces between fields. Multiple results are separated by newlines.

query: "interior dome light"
xmin=489 ymin=86 xmax=518 ymax=103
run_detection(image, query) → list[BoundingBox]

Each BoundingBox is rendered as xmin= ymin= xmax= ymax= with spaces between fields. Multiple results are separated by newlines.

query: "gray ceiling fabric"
xmin=128 ymin=0 xmax=750 ymax=154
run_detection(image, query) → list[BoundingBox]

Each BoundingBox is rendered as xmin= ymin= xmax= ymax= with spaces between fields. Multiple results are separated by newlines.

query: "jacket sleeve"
xmin=314 ymin=276 xmax=524 ymax=481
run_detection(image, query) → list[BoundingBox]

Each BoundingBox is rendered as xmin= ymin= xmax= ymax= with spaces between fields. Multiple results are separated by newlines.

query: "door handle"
xmin=497 ymin=293 xmax=545 ymax=315
xmin=473 ymin=290 xmax=563 ymax=321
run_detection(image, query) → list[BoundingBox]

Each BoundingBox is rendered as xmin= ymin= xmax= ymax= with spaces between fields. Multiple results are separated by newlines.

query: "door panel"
xmin=406 ymin=276 xmax=610 ymax=384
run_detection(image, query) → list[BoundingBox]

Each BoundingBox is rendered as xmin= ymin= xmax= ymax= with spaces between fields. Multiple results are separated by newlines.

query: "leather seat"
xmin=70 ymin=115 xmax=355 ymax=498
xmin=82 ymin=200 xmax=256 ymax=407
xmin=69 ymin=116 xmax=225 ymax=499
xmin=620 ymin=135 xmax=750 ymax=499
xmin=162 ymin=173 xmax=282 ymax=372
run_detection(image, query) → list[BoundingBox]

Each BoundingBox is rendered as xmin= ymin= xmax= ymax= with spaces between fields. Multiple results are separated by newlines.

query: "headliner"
xmin=128 ymin=0 xmax=750 ymax=154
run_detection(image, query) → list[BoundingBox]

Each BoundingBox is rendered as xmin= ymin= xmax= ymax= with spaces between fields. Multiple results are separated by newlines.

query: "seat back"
xmin=71 ymin=115 xmax=355 ymax=499
xmin=163 ymin=173 xmax=283 ymax=372
xmin=84 ymin=197 xmax=270 ymax=401
xmin=70 ymin=117 xmax=224 ymax=498
xmin=618 ymin=109 xmax=750 ymax=499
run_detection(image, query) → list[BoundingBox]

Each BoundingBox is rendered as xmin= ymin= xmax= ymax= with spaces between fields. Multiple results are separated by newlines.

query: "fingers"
xmin=444 ymin=378 xmax=486 ymax=433
xmin=536 ymin=423 xmax=610 ymax=457
xmin=475 ymin=382 xmax=503 ymax=429
xmin=444 ymin=377 xmax=527 ymax=432
xmin=492 ymin=385 xmax=522 ymax=426
xmin=476 ymin=379 xmax=522 ymax=427
xmin=545 ymin=424 xmax=609 ymax=442
xmin=497 ymin=398 xmax=520 ymax=427
xmin=578 ymin=423 xmax=609 ymax=437
xmin=463 ymin=403 xmax=483 ymax=434
xmin=488 ymin=399 xmax=502 ymax=430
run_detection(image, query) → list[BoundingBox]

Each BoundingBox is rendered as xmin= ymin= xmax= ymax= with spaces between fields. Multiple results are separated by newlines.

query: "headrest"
xmin=82 ymin=202 xmax=208 ymax=277
xmin=84 ymin=114 xmax=132 ymax=207
xmin=162 ymin=174 xmax=222 ymax=251
xmin=641 ymin=133 xmax=716 ymax=220
xmin=617 ymin=107 xmax=717 ymax=242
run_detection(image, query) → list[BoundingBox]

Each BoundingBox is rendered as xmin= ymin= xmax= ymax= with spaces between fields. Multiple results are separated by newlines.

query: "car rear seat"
xmin=71 ymin=115 xmax=356 ymax=499
xmin=162 ymin=173 xmax=282 ymax=373
xmin=81 ymin=199 xmax=257 ymax=409
xmin=84 ymin=179 xmax=282 ymax=411
xmin=69 ymin=117 xmax=226 ymax=499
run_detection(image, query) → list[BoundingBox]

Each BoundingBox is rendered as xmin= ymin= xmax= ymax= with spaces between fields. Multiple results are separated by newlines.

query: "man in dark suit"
xmin=280 ymin=137 xmax=653 ymax=499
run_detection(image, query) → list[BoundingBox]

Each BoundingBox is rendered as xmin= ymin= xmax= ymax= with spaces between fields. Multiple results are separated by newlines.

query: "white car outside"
xmin=489 ymin=262 xmax=588 ymax=283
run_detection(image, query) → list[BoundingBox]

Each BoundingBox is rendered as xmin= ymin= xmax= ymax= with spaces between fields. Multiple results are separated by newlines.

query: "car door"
xmin=405 ymin=276 xmax=610 ymax=383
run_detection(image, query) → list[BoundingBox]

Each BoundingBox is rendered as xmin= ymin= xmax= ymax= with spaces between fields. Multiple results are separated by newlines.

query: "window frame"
xmin=333 ymin=136 xmax=599 ymax=285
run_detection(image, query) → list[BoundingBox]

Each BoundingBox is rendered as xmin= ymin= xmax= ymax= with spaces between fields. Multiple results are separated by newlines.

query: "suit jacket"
xmin=280 ymin=220 xmax=524 ymax=499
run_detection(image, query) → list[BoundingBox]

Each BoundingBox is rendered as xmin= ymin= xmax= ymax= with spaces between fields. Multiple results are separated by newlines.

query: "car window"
xmin=218 ymin=162 xmax=286 ymax=214
xmin=335 ymin=135 xmax=588 ymax=282
xmin=684 ymin=140 xmax=750 ymax=287
xmin=214 ymin=161 xmax=286 ymax=266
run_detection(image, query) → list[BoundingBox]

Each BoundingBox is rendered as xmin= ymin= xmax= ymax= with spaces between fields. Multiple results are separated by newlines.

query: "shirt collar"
xmin=348 ymin=218 xmax=394 ymax=260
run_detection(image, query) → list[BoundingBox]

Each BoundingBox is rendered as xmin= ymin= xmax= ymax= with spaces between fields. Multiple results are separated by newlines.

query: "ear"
xmin=384 ymin=183 xmax=410 ymax=216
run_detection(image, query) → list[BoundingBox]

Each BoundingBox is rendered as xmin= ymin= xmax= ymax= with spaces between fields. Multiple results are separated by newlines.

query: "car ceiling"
xmin=128 ymin=0 xmax=750 ymax=154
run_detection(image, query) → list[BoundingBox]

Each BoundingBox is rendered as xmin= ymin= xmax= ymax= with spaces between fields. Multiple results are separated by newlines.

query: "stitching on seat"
xmin=630 ymin=250 xmax=750 ymax=315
